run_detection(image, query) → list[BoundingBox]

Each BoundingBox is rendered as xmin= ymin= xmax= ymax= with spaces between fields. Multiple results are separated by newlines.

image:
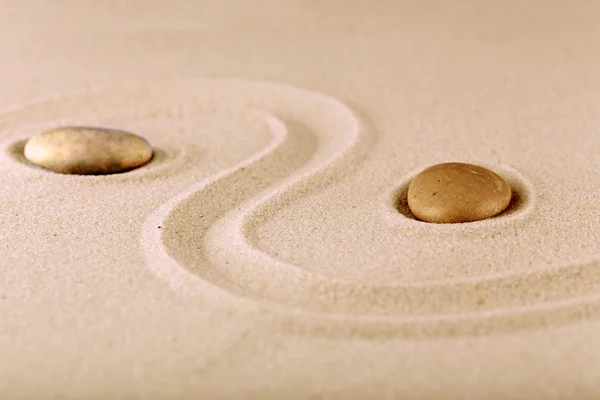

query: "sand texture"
xmin=2 ymin=1 xmax=600 ymax=399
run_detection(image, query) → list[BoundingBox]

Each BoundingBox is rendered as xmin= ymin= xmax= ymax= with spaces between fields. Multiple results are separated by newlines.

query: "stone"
xmin=407 ymin=162 xmax=512 ymax=223
xmin=24 ymin=126 xmax=153 ymax=175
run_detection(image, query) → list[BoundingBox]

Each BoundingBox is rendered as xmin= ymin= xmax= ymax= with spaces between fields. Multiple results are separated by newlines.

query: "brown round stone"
xmin=24 ymin=126 xmax=153 ymax=175
xmin=407 ymin=162 xmax=512 ymax=223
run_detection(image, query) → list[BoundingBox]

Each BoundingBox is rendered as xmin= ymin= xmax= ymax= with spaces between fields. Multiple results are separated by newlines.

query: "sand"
xmin=1 ymin=1 xmax=600 ymax=399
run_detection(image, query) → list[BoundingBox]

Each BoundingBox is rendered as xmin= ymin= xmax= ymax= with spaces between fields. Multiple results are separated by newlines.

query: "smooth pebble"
xmin=407 ymin=162 xmax=512 ymax=223
xmin=24 ymin=126 xmax=153 ymax=175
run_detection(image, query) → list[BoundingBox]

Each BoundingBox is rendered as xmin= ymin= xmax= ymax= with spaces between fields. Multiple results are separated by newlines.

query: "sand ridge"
xmin=2 ymin=76 xmax=600 ymax=398
xmin=135 ymin=79 xmax=600 ymax=339
xmin=3 ymin=1 xmax=600 ymax=398
xmin=3 ymin=80 xmax=599 ymax=339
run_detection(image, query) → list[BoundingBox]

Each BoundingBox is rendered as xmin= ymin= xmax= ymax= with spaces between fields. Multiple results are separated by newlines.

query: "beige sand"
xmin=2 ymin=1 xmax=600 ymax=399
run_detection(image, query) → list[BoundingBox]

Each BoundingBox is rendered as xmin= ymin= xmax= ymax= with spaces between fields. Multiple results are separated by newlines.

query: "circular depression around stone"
xmin=24 ymin=126 xmax=153 ymax=175
xmin=407 ymin=162 xmax=512 ymax=223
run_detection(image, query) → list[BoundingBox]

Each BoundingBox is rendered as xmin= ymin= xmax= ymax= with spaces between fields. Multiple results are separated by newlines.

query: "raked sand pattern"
xmin=3 ymin=79 xmax=600 ymax=339
xmin=4 ymin=1 xmax=600 ymax=397
xmin=44 ymin=78 xmax=593 ymax=338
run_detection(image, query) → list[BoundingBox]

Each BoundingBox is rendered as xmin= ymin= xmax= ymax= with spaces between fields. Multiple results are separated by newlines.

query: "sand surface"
xmin=2 ymin=1 xmax=600 ymax=399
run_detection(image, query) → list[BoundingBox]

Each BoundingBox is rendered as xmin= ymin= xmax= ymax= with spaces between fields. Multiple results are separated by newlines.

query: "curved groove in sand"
xmin=141 ymin=80 xmax=365 ymax=297
xmin=141 ymin=79 xmax=600 ymax=337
